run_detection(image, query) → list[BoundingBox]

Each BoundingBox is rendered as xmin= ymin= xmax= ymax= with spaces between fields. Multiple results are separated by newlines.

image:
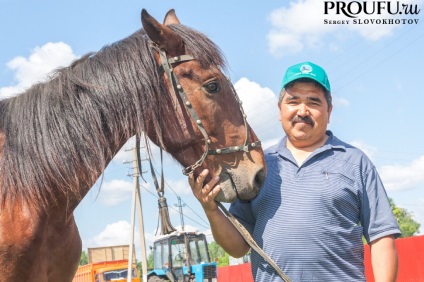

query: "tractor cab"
xmin=148 ymin=231 xmax=217 ymax=282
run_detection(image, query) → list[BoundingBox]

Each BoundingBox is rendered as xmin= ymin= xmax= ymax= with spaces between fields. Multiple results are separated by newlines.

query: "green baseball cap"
xmin=281 ymin=61 xmax=331 ymax=92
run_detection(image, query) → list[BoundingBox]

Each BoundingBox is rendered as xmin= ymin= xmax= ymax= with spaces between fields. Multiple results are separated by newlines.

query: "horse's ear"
xmin=163 ymin=9 xmax=180 ymax=25
xmin=141 ymin=9 xmax=184 ymax=56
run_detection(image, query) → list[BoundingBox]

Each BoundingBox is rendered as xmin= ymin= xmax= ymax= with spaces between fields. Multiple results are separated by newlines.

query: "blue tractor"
xmin=147 ymin=231 xmax=217 ymax=282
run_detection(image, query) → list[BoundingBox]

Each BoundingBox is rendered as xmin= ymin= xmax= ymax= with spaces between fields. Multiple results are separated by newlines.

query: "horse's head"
xmin=141 ymin=9 xmax=266 ymax=203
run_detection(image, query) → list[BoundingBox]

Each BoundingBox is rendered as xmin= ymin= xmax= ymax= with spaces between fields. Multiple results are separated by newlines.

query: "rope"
xmin=217 ymin=202 xmax=292 ymax=282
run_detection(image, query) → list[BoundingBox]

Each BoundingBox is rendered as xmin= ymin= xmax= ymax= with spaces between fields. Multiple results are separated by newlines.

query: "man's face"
xmin=278 ymin=81 xmax=332 ymax=148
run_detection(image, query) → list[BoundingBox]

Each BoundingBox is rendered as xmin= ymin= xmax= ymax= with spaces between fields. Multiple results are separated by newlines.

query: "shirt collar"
xmin=267 ymin=130 xmax=347 ymax=155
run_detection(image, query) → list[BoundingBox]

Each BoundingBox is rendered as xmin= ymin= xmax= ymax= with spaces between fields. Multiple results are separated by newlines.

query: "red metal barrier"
xmin=365 ymin=235 xmax=424 ymax=282
xmin=219 ymin=235 xmax=424 ymax=282
xmin=218 ymin=262 xmax=253 ymax=282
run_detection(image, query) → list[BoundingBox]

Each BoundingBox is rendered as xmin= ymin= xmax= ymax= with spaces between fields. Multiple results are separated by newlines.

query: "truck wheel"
xmin=147 ymin=275 xmax=168 ymax=282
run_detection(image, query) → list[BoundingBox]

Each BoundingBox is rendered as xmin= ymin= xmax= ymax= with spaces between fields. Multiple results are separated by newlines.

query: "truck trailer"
xmin=73 ymin=259 xmax=140 ymax=282
xmin=73 ymin=245 xmax=140 ymax=282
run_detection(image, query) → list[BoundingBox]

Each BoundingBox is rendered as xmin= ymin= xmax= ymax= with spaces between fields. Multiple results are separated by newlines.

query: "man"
xmin=189 ymin=61 xmax=400 ymax=281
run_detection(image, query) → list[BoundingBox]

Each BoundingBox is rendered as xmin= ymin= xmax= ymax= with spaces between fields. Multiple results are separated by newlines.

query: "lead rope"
xmin=216 ymin=202 xmax=292 ymax=282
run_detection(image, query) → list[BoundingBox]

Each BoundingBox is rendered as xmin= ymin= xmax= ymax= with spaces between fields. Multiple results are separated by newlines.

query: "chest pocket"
xmin=319 ymin=166 xmax=361 ymax=225
xmin=322 ymin=170 xmax=355 ymax=186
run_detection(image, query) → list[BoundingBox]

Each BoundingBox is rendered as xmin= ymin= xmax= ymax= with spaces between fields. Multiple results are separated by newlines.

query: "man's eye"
xmin=203 ymin=81 xmax=221 ymax=93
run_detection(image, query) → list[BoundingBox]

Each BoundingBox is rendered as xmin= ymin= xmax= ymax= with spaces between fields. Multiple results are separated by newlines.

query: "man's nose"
xmin=297 ymin=103 xmax=309 ymax=116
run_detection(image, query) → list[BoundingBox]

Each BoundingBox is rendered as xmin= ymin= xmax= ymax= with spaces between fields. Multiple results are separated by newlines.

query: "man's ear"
xmin=327 ymin=104 xmax=333 ymax=124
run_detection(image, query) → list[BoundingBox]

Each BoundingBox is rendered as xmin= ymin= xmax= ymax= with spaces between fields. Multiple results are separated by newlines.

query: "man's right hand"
xmin=188 ymin=169 xmax=221 ymax=213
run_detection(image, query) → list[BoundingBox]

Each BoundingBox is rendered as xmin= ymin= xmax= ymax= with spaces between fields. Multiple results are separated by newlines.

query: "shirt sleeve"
xmin=229 ymin=199 xmax=256 ymax=235
xmin=361 ymin=166 xmax=401 ymax=243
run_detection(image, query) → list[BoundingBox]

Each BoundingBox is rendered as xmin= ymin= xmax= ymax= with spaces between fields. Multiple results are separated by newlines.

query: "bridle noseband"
xmin=154 ymin=45 xmax=261 ymax=175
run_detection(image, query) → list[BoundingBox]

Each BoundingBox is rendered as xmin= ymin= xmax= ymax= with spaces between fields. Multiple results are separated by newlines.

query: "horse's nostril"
xmin=254 ymin=169 xmax=266 ymax=188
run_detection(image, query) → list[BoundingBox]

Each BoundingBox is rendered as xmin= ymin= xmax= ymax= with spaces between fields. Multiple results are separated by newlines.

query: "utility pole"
xmin=175 ymin=196 xmax=186 ymax=231
xmin=127 ymin=138 xmax=148 ymax=282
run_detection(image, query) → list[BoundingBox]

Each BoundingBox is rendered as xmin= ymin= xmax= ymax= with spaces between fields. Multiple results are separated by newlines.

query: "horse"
xmin=0 ymin=8 xmax=266 ymax=282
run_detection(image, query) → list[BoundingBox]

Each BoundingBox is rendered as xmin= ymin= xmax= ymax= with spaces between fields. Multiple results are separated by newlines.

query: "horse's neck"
xmin=0 ymin=80 xmax=136 ymax=214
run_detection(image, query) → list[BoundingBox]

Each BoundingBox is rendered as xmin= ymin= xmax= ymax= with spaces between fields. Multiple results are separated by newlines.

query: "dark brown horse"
xmin=0 ymin=9 xmax=265 ymax=281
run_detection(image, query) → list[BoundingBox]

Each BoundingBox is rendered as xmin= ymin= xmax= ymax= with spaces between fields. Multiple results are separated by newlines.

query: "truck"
xmin=148 ymin=231 xmax=217 ymax=282
xmin=73 ymin=245 xmax=141 ymax=282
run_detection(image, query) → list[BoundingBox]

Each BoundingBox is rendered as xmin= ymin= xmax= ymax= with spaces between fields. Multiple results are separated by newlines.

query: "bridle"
xmin=154 ymin=46 xmax=262 ymax=175
xmin=147 ymin=44 xmax=291 ymax=282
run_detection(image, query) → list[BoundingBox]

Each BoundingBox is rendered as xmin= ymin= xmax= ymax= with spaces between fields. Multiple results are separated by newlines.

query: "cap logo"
xmin=300 ymin=64 xmax=313 ymax=74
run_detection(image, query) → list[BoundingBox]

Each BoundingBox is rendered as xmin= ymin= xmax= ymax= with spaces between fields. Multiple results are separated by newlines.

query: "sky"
xmin=1 ymin=0 xmax=423 ymax=260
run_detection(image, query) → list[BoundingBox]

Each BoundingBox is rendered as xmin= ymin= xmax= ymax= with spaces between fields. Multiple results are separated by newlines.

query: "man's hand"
xmin=188 ymin=169 xmax=250 ymax=257
xmin=188 ymin=169 xmax=221 ymax=213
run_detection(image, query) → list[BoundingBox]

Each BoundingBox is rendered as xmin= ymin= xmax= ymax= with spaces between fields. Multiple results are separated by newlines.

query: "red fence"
xmin=218 ymin=235 xmax=424 ymax=282
xmin=364 ymin=235 xmax=424 ymax=282
xmin=218 ymin=262 xmax=253 ymax=282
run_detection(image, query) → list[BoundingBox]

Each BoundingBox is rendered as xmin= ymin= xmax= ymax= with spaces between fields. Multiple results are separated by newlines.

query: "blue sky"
xmin=1 ymin=0 xmax=423 ymax=259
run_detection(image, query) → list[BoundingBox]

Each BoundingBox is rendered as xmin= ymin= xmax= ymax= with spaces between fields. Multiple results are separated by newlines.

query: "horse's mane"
xmin=0 ymin=24 xmax=226 ymax=210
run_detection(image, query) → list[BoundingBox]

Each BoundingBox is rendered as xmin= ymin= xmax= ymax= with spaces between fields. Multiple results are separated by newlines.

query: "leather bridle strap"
xmin=155 ymin=46 xmax=261 ymax=176
xmin=217 ymin=202 xmax=292 ymax=282
xmin=157 ymin=48 xmax=210 ymax=175
xmin=152 ymin=45 xmax=290 ymax=281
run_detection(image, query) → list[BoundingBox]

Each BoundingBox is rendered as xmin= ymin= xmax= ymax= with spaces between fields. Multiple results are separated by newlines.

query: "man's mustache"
xmin=291 ymin=115 xmax=314 ymax=126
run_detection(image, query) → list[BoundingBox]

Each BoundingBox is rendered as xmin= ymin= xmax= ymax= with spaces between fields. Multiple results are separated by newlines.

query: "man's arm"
xmin=189 ymin=170 xmax=250 ymax=257
xmin=370 ymin=235 xmax=398 ymax=282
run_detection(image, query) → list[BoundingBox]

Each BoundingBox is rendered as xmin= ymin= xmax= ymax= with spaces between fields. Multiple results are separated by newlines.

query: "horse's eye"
xmin=203 ymin=81 xmax=221 ymax=94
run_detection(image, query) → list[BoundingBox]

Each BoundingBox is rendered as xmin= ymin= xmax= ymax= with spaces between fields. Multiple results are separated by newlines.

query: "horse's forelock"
xmin=169 ymin=25 xmax=227 ymax=71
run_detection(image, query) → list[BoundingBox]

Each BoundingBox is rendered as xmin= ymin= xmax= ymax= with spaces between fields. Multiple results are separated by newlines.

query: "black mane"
xmin=0 ymin=25 xmax=225 ymax=209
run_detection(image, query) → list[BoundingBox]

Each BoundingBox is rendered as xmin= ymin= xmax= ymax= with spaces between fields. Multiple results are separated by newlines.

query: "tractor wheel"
xmin=147 ymin=275 xmax=168 ymax=282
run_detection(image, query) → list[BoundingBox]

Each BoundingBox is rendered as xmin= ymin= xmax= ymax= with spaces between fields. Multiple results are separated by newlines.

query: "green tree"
xmin=136 ymin=255 xmax=155 ymax=275
xmin=217 ymin=252 xmax=230 ymax=266
xmin=147 ymin=251 xmax=154 ymax=270
xmin=363 ymin=198 xmax=421 ymax=243
xmin=208 ymin=241 xmax=229 ymax=266
xmin=389 ymin=198 xmax=421 ymax=237
xmin=79 ymin=250 xmax=88 ymax=265
xmin=136 ymin=261 xmax=142 ymax=276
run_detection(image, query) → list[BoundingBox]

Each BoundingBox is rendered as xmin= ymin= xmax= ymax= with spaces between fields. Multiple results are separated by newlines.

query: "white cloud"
xmin=89 ymin=221 xmax=158 ymax=253
xmin=87 ymin=220 xmax=152 ymax=260
xmin=235 ymin=77 xmax=283 ymax=145
xmin=97 ymin=179 xmax=134 ymax=206
xmin=349 ymin=140 xmax=377 ymax=160
xmin=91 ymin=220 xmax=135 ymax=247
xmin=0 ymin=42 xmax=78 ymax=98
xmin=380 ymin=155 xmax=424 ymax=191
xmin=267 ymin=31 xmax=304 ymax=56
xmin=165 ymin=178 xmax=192 ymax=195
xmin=267 ymin=0 xmax=422 ymax=56
xmin=88 ymin=221 xmax=158 ymax=255
xmin=267 ymin=0 xmax=337 ymax=56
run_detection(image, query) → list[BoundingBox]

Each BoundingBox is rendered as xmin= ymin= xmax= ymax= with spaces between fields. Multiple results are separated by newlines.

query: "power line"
xmin=138 ymin=182 xmax=210 ymax=230
xmin=145 ymin=160 xmax=210 ymax=225
xmin=135 ymin=156 xmax=211 ymax=229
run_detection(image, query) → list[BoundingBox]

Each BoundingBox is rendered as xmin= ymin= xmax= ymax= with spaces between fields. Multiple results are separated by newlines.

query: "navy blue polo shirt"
xmin=230 ymin=131 xmax=400 ymax=282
